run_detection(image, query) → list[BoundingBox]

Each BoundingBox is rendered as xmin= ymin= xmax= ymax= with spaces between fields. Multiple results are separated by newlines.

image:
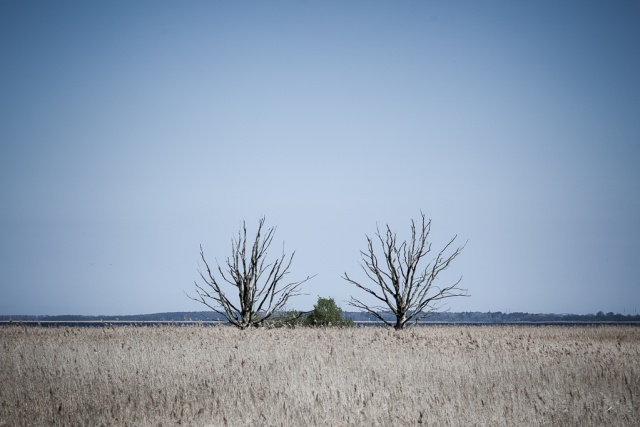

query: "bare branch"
xmin=188 ymin=217 xmax=313 ymax=329
xmin=347 ymin=296 xmax=395 ymax=328
xmin=343 ymin=213 xmax=468 ymax=329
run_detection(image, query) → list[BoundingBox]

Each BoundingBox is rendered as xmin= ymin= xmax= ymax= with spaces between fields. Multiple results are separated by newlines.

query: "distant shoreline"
xmin=2 ymin=310 xmax=639 ymax=324
xmin=2 ymin=320 xmax=640 ymax=327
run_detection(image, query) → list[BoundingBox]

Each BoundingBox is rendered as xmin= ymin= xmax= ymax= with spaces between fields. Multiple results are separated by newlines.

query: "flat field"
xmin=1 ymin=325 xmax=638 ymax=426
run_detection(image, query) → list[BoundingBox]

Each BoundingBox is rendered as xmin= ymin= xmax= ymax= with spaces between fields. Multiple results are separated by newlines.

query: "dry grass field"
xmin=1 ymin=325 xmax=638 ymax=426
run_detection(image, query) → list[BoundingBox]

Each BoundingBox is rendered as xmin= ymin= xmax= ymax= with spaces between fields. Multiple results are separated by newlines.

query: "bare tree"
xmin=188 ymin=217 xmax=313 ymax=329
xmin=343 ymin=213 xmax=468 ymax=330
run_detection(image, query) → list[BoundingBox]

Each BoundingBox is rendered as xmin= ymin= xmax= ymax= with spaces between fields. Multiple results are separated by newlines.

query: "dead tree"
xmin=188 ymin=217 xmax=312 ymax=329
xmin=343 ymin=213 xmax=468 ymax=330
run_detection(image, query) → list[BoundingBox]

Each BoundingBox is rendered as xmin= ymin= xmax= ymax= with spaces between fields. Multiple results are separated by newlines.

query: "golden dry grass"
xmin=1 ymin=325 xmax=638 ymax=426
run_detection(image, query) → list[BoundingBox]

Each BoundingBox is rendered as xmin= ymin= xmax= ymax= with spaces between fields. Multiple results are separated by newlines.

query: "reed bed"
xmin=1 ymin=325 xmax=638 ymax=426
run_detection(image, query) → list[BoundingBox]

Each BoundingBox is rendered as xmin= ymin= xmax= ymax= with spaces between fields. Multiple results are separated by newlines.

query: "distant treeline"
xmin=2 ymin=310 xmax=639 ymax=323
xmin=351 ymin=311 xmax=640 ymax=323
xmin=0 ymin=312 xmax=225 ymax=322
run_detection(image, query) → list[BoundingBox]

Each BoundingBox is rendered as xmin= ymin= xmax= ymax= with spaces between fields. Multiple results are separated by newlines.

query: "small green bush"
xmin=303 ymin=297 xmax=353 ymax=327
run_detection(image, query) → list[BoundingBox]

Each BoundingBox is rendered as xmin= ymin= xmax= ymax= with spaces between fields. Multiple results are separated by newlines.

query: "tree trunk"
xmin=395 ymin=313 xmax=406 ymax=330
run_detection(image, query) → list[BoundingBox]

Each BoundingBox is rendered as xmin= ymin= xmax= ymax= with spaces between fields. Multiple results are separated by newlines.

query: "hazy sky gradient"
xmin=2 ymin=1 xmax=639 ymax=315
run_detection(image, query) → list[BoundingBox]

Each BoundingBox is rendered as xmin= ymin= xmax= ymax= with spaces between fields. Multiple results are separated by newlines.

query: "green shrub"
xmin=303 ymin=297 xmax=353 ymax=327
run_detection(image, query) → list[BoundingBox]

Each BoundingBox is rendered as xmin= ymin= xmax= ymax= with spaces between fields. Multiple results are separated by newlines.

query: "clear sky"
xmin=1 ymin=1 xmax=639 ymax=316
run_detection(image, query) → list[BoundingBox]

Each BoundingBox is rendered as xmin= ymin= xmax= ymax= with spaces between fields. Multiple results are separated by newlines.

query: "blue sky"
xmin=1 ymin=1 xmax=639 ymax=315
